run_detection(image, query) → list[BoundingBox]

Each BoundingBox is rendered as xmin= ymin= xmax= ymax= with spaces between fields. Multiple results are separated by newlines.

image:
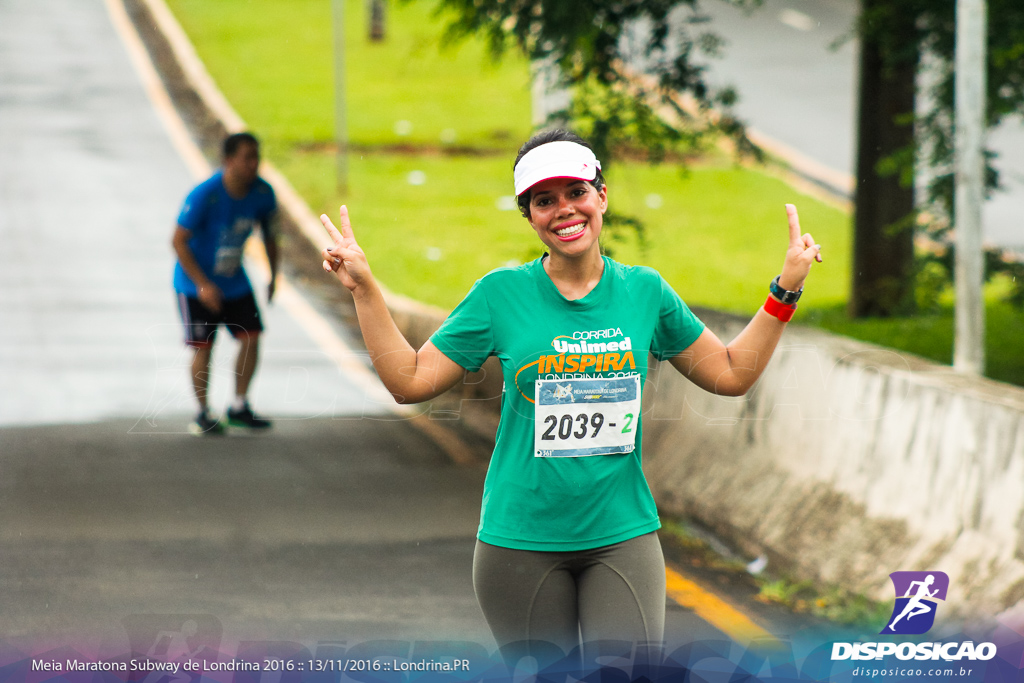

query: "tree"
xmin=851 ymin=0 xmax=1024 ymax=316
xmin=369 ymin=0 xmax=387 ymax=41
xmin=433 ymin=0 xmax=758 ymax=170
xmin=432 ymin=0 xmax=1024 ymax=316
xmin=849 ymin=0 xmax=920 ymax=317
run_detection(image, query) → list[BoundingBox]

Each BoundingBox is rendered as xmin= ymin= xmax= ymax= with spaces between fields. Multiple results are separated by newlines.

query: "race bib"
xmin=213 ymin=245 xmax=243 ymax=276
xmin=534 ymin=375 xmax=641 ymax=457
xmin=213 ymin=218 xmax=255 ymax=276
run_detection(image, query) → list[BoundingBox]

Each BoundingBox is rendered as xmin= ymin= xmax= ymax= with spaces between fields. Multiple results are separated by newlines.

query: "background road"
xmin=0 ymin=0 xmax=756 ymax=661
xmin=699 ymin=0 xmax=1024 ymax=251
xmin=0 ymin=0 xmax=488 ymax=649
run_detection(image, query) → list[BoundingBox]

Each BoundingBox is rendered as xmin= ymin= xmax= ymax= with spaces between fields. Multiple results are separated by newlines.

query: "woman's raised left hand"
xmin=778 ymin=204 xmax=822 ymax=291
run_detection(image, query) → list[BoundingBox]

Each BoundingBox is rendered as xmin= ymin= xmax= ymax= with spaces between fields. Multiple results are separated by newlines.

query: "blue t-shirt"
xmin=173 ymin=172 xmax=277 ymax=299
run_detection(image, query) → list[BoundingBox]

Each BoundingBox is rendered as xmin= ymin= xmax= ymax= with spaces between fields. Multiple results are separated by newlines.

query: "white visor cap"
xmin=513 ymin=141 xmax=602 ymax=196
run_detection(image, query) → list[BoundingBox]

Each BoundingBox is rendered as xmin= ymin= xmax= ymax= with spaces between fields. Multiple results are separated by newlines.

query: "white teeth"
xmin=555 ymin=222 xmax=586 ymax=237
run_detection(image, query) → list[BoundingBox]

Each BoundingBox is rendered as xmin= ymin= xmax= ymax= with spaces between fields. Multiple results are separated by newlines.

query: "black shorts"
xmin=176 ymin=290 xmax=264 ymax=348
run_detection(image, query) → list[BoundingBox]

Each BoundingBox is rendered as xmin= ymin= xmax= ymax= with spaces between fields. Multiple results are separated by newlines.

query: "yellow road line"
xmin=665 ymin=565 xmax=778 ymax=646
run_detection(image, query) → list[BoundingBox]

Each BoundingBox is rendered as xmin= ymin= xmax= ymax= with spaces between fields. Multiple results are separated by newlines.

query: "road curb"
xmin=746 ymin=128 xmax=854 ymax=210
xmin=134 ymin=0 xmax=451 ymax=326
xmin=111 ymin=0 xmax=496 ymax=465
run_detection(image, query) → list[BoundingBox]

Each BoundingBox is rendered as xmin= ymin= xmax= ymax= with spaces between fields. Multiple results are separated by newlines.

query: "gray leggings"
xmin=472 ymin=532 xmax=666 ymax=664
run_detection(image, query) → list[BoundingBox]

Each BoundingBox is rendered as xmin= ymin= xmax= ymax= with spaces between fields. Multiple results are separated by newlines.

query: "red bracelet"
xmin=763 ymin=295 xmax=797 ymax=322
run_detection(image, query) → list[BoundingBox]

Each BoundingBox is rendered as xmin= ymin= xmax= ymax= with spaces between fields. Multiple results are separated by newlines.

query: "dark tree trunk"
xmin=849 ymin=2 xmax=918 ymax=317
xmin=369 ymin=0 xmax=386 ymax=41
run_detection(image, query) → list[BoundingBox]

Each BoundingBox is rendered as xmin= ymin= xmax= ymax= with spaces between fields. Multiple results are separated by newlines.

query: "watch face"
xmin=771 ymin=276 xmax=802 ymax=304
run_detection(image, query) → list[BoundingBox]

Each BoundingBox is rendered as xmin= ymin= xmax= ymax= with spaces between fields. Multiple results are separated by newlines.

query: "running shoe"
xmin=189 ymin=410 xmax=225 ymax=436
xmin=226 ymin=404 xmax=272 ymax=430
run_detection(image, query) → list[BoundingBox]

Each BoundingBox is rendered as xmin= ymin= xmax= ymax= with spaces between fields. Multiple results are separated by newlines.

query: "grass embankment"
xmin=166 ymin=0 xmax=1024 ymax=384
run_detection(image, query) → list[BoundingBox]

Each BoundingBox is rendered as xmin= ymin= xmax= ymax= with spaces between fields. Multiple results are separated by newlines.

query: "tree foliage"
xmin=433 ymin=0 xmax=759 ymax=166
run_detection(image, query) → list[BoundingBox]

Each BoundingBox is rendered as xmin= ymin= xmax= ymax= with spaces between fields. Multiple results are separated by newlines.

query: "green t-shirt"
xmin=430 ymin=256 xmax=705 ymax=551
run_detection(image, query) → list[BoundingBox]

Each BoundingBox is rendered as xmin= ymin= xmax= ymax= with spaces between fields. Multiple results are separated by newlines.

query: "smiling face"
xmin=526 ymin=177 xmax=608 ymax=260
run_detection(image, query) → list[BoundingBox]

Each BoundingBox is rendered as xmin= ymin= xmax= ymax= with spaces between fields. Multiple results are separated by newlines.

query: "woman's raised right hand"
xmin=321 ymin=205 xmax=372 ymax=293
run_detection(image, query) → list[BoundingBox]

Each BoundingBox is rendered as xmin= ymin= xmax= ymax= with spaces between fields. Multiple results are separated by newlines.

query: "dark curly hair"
xmin=514 ymin=129 xmax=605 ymax=219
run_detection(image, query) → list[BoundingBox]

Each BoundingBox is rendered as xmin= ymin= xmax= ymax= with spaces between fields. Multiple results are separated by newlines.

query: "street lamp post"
xmin=332 ymin=0 xmax=349 ymax=194
xmin=953 ymin=0 xmax=987 ymax=374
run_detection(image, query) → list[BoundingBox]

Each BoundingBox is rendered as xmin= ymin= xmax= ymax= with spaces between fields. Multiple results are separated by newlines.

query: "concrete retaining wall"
xmin=131 ymin=0 xmax=1024 ymax=621
xmin=643 ymin=307 xmax=1024 ymax=620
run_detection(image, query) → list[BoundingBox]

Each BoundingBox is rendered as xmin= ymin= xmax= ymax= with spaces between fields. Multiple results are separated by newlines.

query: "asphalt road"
xmin=0 ymin=417 xmax=488 ymax=643
xmin=0 ymin=0 xmax=746 ymax=665
xmin=0 ymin=0 xmax=487 ymax=650
xmin=699 ymin=0 xmax=1024 ymax=251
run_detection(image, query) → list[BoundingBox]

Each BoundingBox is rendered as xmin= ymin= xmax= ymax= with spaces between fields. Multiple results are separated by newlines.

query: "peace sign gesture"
xmin=320 ymin=205 xmax=372 ymax=293
xmin=778 ymin=204 xmax=822 ymax=292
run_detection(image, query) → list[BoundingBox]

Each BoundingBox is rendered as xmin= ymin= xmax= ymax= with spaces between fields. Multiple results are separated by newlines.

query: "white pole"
xmin=332 ymin=0 xmax=349 ymax=193
xmin=953 ymin=0 xmax=987 ymax=374
xmin=531 ymin=56 xmax=571 ymax=128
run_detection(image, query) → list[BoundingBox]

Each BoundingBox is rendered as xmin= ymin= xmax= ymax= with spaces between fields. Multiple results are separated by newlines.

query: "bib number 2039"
xmin=540 ymin=411 xmax=634 ymax=441
xmin=534 ymin=376 xmax=640 ymax=458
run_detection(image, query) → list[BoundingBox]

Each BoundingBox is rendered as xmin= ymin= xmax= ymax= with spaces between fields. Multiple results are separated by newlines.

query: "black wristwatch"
xmin=770 ymin=275 xmax=803 ymax=305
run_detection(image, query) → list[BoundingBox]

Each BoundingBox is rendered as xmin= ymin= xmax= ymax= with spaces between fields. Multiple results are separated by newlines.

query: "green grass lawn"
xmin=278 ymin=148 xmax=850 ymax=312
xmin=804 ymin=279 xmax=1024 ymax=386
xmin=603 ymin=162 xmax=849 ymax=312
xmin=164 ymin=0 xmax=849 ymax=309
xmin=165 ymin=0 xmax=1024 ymax=387
xmin=166 ymin=0 xmax=532 ymax=157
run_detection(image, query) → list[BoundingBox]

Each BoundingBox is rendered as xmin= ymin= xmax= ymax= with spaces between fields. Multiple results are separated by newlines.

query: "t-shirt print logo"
xmin=881 ymin=571 xmax=949 ymax=635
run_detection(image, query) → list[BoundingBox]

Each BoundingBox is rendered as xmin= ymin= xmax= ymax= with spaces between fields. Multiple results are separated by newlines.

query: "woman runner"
xmin=319 ymin=129 xmax=822 ymax=666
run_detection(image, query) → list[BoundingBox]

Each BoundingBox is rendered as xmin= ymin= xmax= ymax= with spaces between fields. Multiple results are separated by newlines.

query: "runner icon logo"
xmin=881 ymin=571 xmax=949 ymax=635
xmin=553 ymin=384 xmax=574 ymax=400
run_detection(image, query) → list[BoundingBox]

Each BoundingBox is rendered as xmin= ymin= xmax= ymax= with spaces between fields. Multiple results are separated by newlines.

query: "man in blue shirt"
xmin=172 ymin=132 xmax=278 ymax=435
